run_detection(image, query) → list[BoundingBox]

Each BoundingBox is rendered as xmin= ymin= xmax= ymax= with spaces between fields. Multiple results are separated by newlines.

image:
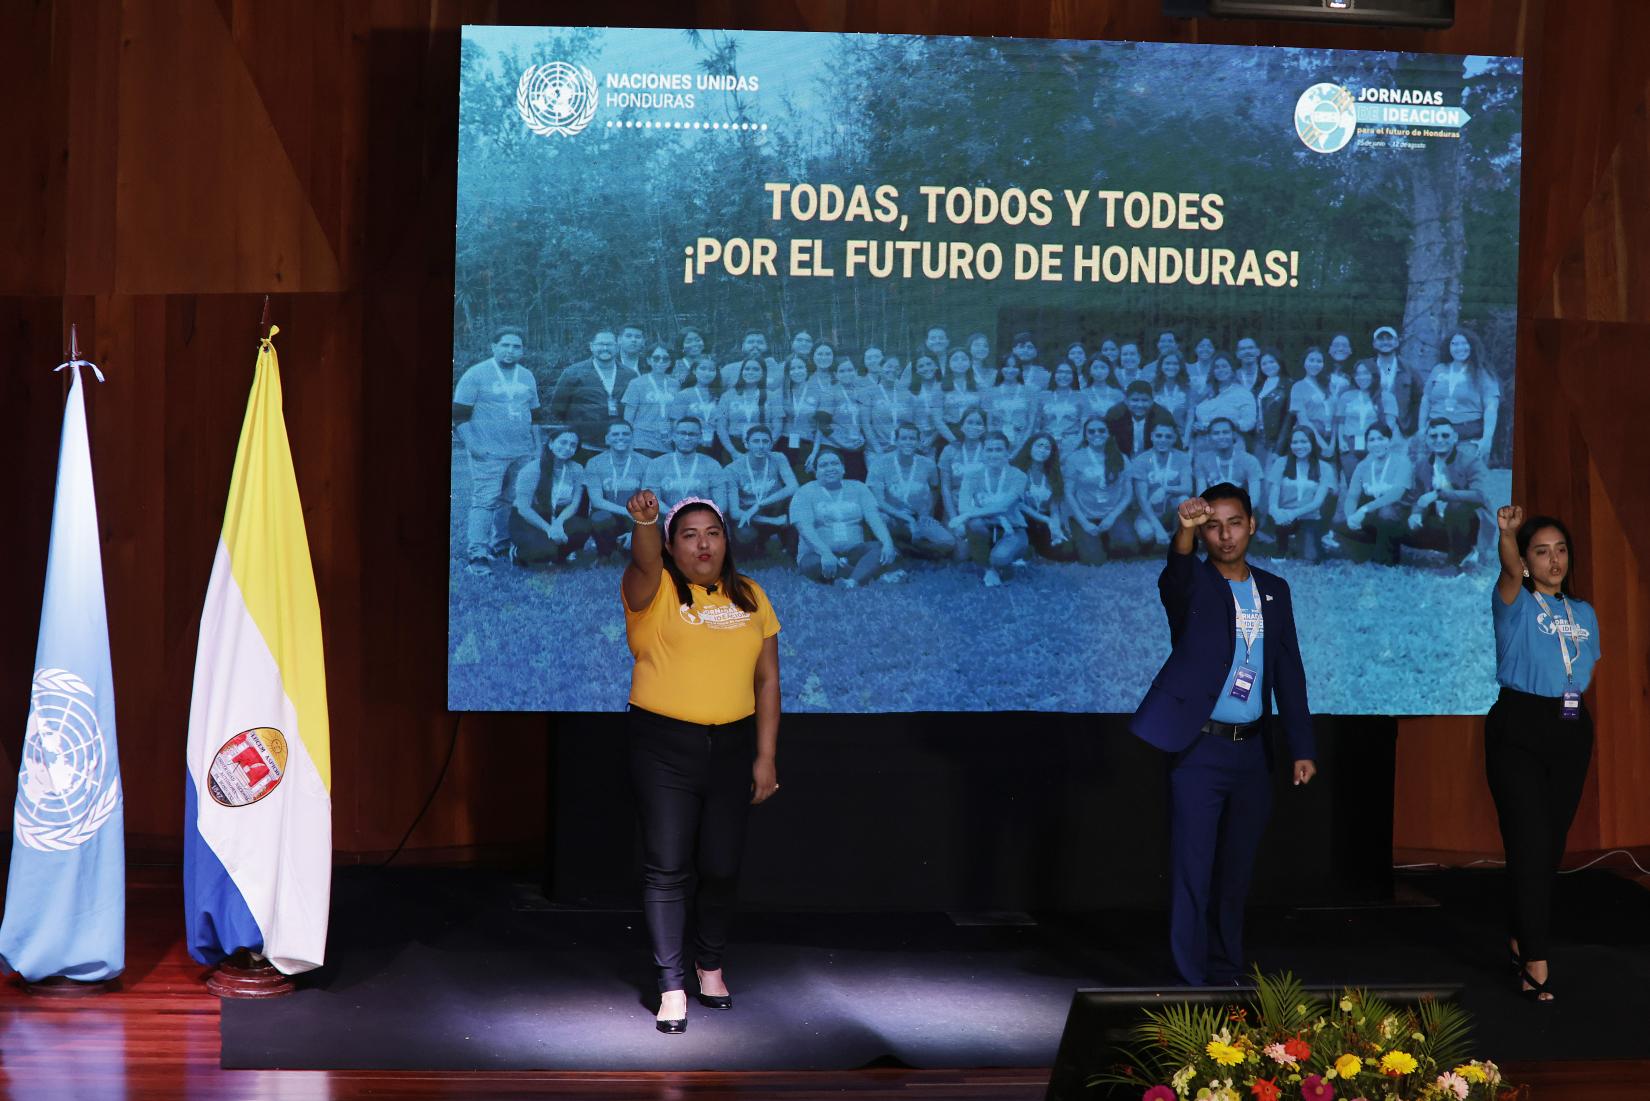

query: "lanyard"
xmin=605 ymin=452 xmax=636 ymax=494
xmin=892 ymin=454 xmax=920 ymax=504
xmin=980 ymin=465 xmax=1008 ymax=505
xmin=1353 ymin=392 xmax=1374 ymax=432
xmin=594 ymin=363 xmax=618 ymax=400
xmin=1233 ymin=577 xmax=1263 ymax=663
xmin=745 ymin=455 xmax=773 ymax=501
xmin=1365 ymin=453 xmax=1395 ymax=495
xmin=1150 ymin=450 xmax=1173 ymax=485
xmin=671 ymin=452 xmax=700 ymax=490
xmin=493 ymin=361 xmax=528 ymax=417
xmin=1531 ymin=591 xmax=1580 ymax=683
xmin=493 ymin=361 xmax=525 ymax=398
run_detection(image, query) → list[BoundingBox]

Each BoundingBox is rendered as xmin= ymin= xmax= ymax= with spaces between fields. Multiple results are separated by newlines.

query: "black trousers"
xmin=508 ymin=511 xmax=591 ymax=564
xmin=626 ymin=706 xmax=755 ymax=992
xmin=1484 ymin=686 xmax=1594 ymax=962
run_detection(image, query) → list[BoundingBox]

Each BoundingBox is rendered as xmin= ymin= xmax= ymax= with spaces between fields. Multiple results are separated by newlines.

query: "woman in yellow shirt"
xmin=621 ymin=490 xmax=781 ymax=1035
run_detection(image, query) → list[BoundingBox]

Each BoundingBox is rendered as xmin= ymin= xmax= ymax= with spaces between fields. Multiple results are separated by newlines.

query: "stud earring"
xmin=1522 ymin=568 xmax=1530 ymax=578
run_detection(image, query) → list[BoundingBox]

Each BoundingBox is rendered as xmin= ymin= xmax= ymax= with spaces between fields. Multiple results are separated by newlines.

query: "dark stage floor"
xmin=221 ymin=865 xmax=1650 ymax=1073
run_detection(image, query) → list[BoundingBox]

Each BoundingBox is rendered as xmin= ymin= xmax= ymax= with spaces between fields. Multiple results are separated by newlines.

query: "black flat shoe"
xmin=655 ymin=1016 xmax=687 ymax=1034
xmin=695 ymin=967 xmax=733 ymax=1010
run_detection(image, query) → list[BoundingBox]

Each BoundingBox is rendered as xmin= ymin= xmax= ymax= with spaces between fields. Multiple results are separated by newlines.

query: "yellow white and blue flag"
xmin=183 ymin=326 xmax=331 ymax=974
xmin=0 ymin=356 xmax=125 ymax=982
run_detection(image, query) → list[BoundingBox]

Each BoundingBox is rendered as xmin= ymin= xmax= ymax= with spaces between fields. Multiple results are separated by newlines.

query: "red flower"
xmin=1141 ymin=1087 xmax=1176 ymax=1101
xmin=1284 ymin=1036 xmax=1312 ymax=1061
xmin=1251 ymin=1079 xmax=1281 ymax=1101
xmin=1300 ymin=1074 xmax=1335 ymax=1101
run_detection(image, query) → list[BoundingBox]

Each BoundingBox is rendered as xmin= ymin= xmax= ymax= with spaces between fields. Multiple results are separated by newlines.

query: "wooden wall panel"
xmin=0 ymin=0 xmax=1646 ymax=867
xmin=114 ymin=0 xmax=342 ymax=294
xmin=0 ymin=2 xmax=65 ymax=294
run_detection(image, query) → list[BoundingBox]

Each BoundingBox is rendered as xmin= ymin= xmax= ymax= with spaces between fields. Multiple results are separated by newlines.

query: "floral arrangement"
xmin=1092 ymin=971 xmax=1521 ymax=1101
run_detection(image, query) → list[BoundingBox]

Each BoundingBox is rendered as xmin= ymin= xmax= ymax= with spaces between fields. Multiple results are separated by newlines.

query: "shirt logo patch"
xmin=679 ymin=603 xmax=752 ymax=631
xmin=1537 ymin=613 xmax=1590 ymax=643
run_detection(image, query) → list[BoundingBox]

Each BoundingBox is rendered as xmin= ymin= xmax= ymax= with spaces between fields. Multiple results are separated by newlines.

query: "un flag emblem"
xmin=517 ymin=62 xmax=599 ymax=137
xmin=16 ymin=668 xmax=121 ymax=852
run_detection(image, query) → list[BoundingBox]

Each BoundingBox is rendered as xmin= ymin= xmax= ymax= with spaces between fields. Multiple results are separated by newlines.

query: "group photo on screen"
xmin=448 ymin=28 xmax=1522 ymax=714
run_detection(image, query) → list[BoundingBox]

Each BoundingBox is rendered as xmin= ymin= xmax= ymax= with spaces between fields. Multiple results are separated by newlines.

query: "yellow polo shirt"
xmin=626 ymin=572 xmax=780 ymax=725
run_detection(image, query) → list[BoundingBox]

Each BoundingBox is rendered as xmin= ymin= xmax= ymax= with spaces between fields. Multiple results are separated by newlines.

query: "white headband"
xmin=664 ymin=496 xmax=723 ymax=533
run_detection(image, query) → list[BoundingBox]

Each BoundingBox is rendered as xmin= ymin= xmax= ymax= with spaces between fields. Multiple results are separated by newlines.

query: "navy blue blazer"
xmin=1129 ymin=547 xmax=1316 ymax=763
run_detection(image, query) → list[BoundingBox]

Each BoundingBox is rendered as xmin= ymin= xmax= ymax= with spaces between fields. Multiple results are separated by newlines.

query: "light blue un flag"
xmin=0 ymin=360 xmax=124 ymax=982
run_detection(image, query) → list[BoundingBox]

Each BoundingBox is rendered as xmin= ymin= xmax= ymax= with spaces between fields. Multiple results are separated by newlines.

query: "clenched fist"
xmin=1178 ymin=496 xmax=1212 ymax=529
xmin=627 ymin=489 xmax=660 ymax=524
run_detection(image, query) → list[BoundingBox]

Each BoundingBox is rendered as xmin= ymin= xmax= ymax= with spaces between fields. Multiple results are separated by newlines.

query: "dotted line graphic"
xmin=605 ymin=120 xmax=769 ymax=130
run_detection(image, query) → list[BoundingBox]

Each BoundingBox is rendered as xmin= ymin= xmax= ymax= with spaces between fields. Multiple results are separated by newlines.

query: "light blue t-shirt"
xmin=1492 ymin=586 xmax=1600 ymax=697
xmin=1210 ymin=577 xmax=1265 ymax=724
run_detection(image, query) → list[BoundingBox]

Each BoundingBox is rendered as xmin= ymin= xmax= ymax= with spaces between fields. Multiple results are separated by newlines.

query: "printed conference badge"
xmin=209 ymin=727 xmax=289 ymax=808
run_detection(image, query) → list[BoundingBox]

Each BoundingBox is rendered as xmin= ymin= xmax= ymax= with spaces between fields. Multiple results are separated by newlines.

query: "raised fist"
xmin=627 ymin=489 xmax=660 ymax=524
xmin=1497 ymin=504 xmax=1524 ymax=533
xmin=1178 ymin=496 xmax=1212 ymax=529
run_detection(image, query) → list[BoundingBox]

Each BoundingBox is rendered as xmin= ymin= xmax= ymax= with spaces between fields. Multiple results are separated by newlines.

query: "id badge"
xmin=1561 ymin=689 xmax=1581 ymax=720
xmin=1230 ymin=665 xmax=1256 ymax=702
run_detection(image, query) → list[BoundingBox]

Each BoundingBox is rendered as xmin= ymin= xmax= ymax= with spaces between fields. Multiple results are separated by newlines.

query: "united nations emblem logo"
xmin=516 ymin=61 xmax=599 ymax=137
xmin=16 ymin=667 xmax=121 ymax=852
xmin=1295 ymin=82 xmax=1357 ymax=154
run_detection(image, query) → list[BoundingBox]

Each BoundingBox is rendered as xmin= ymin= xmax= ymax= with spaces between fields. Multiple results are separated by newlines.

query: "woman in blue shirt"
xmin=1488 ymin=505 xmax=1601 ymax=1004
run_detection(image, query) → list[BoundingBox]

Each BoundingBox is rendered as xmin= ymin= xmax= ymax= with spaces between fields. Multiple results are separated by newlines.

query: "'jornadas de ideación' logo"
xmin=1294 ymin=82 xmax=1357 ymax=154
xmin=516 ymin=61 xmax=598 ymax=137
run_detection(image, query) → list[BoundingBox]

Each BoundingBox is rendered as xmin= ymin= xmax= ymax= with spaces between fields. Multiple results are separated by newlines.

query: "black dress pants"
xmin=627 ymin=706 xmax=755 ymax=992
xmin=1484 ymin=687 xmax=1593 ymax=962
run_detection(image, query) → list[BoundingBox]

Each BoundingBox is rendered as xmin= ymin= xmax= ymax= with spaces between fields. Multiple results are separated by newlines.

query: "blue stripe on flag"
xmin=182 ymin=776 xmax=264 ymax=965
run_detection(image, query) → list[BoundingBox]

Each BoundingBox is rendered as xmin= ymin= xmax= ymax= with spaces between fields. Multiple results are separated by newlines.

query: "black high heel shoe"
xmin=1517 ymin=964 xmax=1555 ymax=1004
xmin=695 ymin=966 xmax=733 ymax=1010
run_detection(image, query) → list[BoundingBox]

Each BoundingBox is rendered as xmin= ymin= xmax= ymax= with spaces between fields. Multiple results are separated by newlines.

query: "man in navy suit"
xmin=1131 ymin=483 xmax=1317 ymax=985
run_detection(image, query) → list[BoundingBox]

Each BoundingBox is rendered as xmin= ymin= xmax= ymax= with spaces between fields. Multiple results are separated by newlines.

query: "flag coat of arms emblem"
xmin=0 ymin=361 xmax=125 ymax=982
xmin=183 ymin=327 xmax=332 ymax=974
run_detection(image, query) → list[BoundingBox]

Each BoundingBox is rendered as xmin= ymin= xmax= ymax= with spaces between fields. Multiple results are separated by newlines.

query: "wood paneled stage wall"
xmin=0 ymin=0 xmax=1644 ymax=864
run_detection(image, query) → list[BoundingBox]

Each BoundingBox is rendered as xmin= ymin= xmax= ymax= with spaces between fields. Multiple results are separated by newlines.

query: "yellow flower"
xmin=1454 ymin=1063 xmax=1488 ymax=1084
xmin=1334 ymin=1054 xmax=1362 ymax=1078
xmin=1380 ymin=1051 xmax=1419 ymax=1076
xmin=1206 ymin=1039 xmax=1245 ymax=1066
xmin=1338 ymin=997 xmax=1354 ymax=1012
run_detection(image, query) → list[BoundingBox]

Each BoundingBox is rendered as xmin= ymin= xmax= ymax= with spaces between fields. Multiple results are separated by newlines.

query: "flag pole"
xmin=201 ymin=293 xmax=297 ymax=1001
xmin=63 ymin=323 xmax=79 ymax=397
xmin=14 ymin=319 xmax=121 ymax=998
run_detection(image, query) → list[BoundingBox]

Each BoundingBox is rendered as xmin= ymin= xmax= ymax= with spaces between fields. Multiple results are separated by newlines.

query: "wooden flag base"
xmin=23 ymin=975 xmax=116 ymax=997
xmin=205 ymin=949 xmax=295 ymax=998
